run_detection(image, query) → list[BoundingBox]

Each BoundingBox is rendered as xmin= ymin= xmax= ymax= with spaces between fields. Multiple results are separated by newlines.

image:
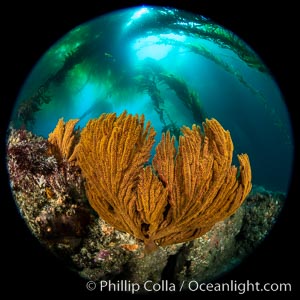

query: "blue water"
xmin=11 ymin=6 xmax=294 ymax=193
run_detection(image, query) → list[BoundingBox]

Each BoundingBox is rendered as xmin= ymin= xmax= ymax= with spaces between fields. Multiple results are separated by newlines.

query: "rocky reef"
xmin=6 ymin=120 xmax=283 ymax=293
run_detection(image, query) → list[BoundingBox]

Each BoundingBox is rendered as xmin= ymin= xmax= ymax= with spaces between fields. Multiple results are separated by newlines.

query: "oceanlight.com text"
xmin=184 ymin=280 xmax=292 ymax=294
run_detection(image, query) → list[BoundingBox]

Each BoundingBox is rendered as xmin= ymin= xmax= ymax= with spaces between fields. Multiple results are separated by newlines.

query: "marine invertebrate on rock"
xmin=73 ymin=111 xmax=252 ymax=252
xmin=7 ymin=128 xmax=56 ymax=193
xmin=48 ymin=118 xmax=79 ymax=162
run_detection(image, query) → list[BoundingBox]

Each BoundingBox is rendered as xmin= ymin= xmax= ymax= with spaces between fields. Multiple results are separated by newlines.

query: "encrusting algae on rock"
xmin=6 ymin=126 xmax=90 ymax=249
xmin=71 ymin=111 xmax=252 ymax=253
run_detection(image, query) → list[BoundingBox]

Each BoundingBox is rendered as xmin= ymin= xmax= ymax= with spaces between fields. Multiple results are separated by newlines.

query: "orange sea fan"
xmin=48 ymin=118 xmax=79 ymax=162
xmin=69 ymin=111 xmax=252 ymax=252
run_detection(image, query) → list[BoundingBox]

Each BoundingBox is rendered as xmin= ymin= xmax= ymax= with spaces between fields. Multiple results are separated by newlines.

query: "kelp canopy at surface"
xmin=123 ymin=7 xmax=267 ymax=72
xmin=14 ymin=6 xmax=267 ymax=128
